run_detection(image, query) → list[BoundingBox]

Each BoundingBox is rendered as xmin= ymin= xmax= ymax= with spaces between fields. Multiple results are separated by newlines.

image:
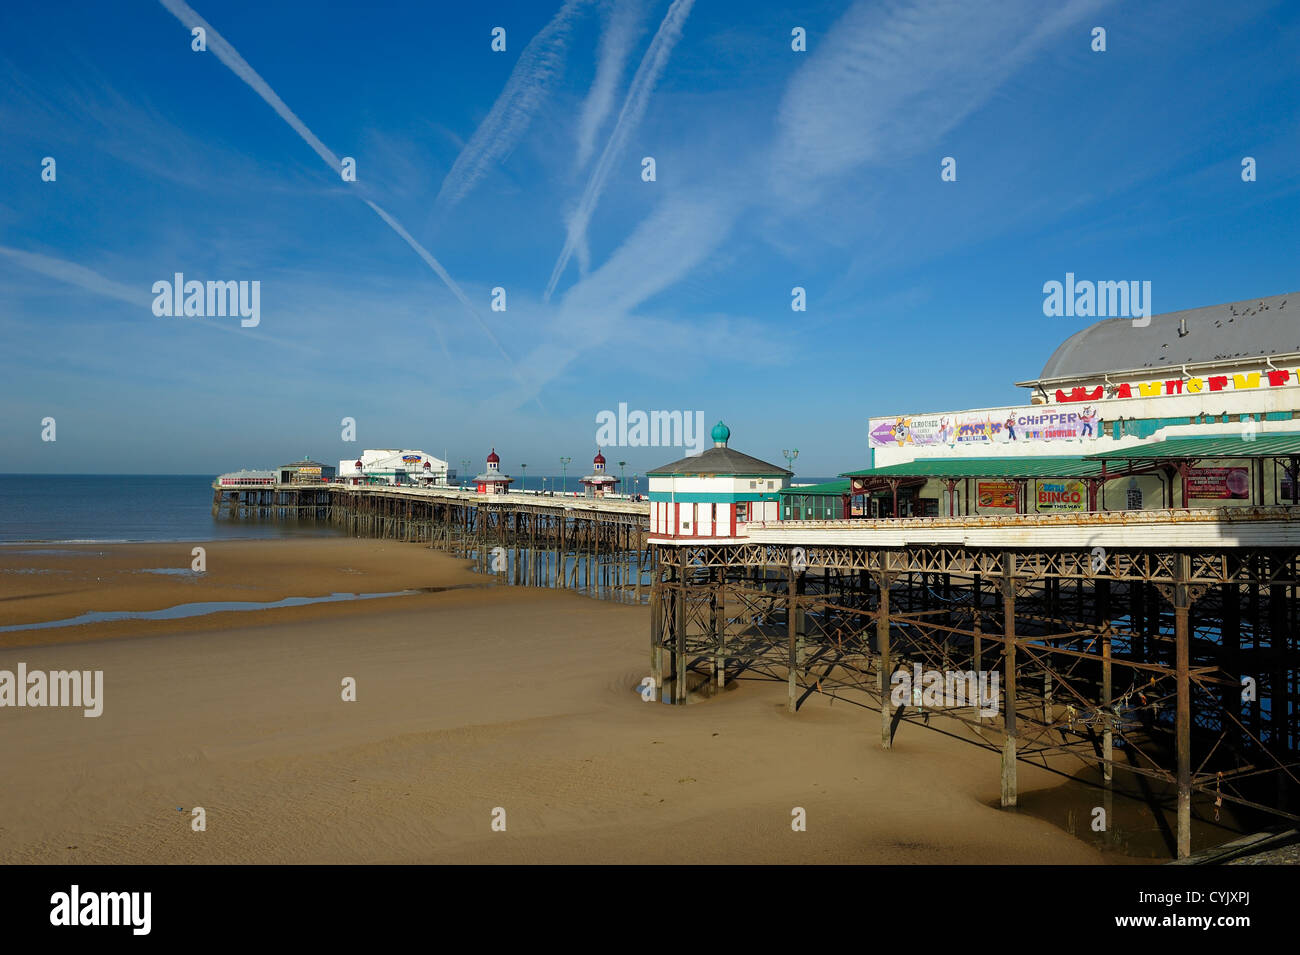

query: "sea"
xmin=0 ymin=473 xmax=842 ymax=544
xmin=0 ymin=474 xmax=341 ymax=544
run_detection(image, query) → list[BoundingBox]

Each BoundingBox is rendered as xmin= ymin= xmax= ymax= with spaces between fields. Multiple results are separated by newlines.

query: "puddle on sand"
xmin=0 ymin=590 xmax=419 ymax=634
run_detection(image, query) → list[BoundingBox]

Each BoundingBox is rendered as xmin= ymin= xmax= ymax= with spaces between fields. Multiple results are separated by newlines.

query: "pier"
xmin=213 ymin=477 xmax=1299 ymax=858
xmin=212 ymin=480 xmax=653 ymax=601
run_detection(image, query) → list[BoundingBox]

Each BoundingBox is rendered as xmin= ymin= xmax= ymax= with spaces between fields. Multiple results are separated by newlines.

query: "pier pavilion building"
xmin=580 ymin=450 xmax=619 ymax=498
xmin=789 ymin=292 xmax=1300 ymax=520
xmin=474 ymin=448 xmax=513 ymax=495
xmin=277 ymin=458 xmax=335 ymax=484
xmin=217 ymin=468 xmax=275 ymax=487
xmin=647 ymin=422 xmax=792 ymax=543
xmin=338 ymin=449 xmax=453 ymax=487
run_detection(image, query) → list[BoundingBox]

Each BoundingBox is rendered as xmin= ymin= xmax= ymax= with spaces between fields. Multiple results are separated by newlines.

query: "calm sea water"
xmin=0 ymin=473 xmax=840 ymax=543
xmin=0 ymin=474 xmax=344 ymax=543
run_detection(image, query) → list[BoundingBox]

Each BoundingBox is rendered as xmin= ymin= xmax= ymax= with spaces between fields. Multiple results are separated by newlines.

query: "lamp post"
xmin=782 ymin=448 xmax=799 ymax=473
xmin=460 ymin=459 xmax=471 ymax=489
xmin=618 ymin=460 xmax=627 ymax=495
xmin=520 ymin=463 xmax=527 ymax=492
xmin=560 ymin=456 xmax=572 ymax=495
xmin=633 ymin=474 xmax=640 ymax=498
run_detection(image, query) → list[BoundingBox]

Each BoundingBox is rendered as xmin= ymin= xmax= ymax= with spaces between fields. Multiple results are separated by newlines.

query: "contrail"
xmin=575 ymin=0 xmax=646 ymax=170
xmin=157 ymin=0 xmax=341 ymax=172
xmin=544 ymin=0 xmax=694 ymax=302
xmin=0 ymin=247 xmax=313 ymax=351
xmin=436 ymin=0 xmax=592 ymax=208
xmin=362 ymin=199 xmax=519 ymax=376
xmin=155 ymin=0 xmax=539 ymax=404
xmin=0 ymin=247 xmax=149 ymax=307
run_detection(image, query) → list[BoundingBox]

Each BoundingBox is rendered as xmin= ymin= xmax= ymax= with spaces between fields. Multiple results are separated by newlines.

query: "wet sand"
xmin=0 ymin=539 xmax=1116 ymax=864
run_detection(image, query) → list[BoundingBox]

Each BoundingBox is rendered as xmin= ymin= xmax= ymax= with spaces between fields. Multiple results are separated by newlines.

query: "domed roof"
xmin=486 ymin=448 xmax=499 ymax=464
xmin=1030 ymin=291 xmax=1298 ymax=382
xmin=711 ymin=421 xmax=730 ymax=445
xmin=593 ymin=449 xmax=606 ymax=465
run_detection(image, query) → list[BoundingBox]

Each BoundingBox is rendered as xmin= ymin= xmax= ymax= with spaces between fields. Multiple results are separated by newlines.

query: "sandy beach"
xmin=0 ymin=538 xmax=1133 ymax=864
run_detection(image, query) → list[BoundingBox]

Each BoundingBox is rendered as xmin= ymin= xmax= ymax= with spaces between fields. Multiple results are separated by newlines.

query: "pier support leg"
xmin=715 ymin=572 xmax=726 ymax=689
xmin=674 ymin=575 xmax=686 ymax=705
xmin=877 ymin=563 xmax=892 ymax=749
xmin=1102 ymin=633 xmax=1115 ymax=845
xmin=973 ymin=572 xmax=983 ymax=722
xmin=1001 ymin=551 xmax=1018 ymax=808
xmin=651 ymin=578 xmax=663 ymax=694
xmin=1174 ymin=552 xmax=1192 ymax=860
xmin=787 ymin=565 xmax=799 ymax=713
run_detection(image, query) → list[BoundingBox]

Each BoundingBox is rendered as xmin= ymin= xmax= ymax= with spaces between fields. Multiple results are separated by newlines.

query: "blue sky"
xmin=2 ymin=0 xmax=1298 ymax=477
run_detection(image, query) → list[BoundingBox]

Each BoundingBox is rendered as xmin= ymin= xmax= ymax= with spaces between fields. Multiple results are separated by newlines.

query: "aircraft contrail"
xmin=544 ymin=0 xmax=694 ymax=302
xmin=155 ymin=0 xmax=539 ymax=405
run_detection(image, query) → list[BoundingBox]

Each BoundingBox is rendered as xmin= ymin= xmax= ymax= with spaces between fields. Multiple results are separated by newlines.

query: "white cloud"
xmin=766 ymin=0 xmax=1112 ymax=206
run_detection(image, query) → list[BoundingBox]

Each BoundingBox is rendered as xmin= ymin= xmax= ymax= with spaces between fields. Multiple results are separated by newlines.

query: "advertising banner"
xmin=1187 ymin=467 xmax=1250 ymax=500
xmin=1036 ymin=479 xmax=1086 ymax=512
xmin=869 ymin=406 xmax=1101 ymax=449
xmin=977 ymin=480 xmax=1018 ymax=509
xmin=298 ymin=466 xmax=322 ymax=476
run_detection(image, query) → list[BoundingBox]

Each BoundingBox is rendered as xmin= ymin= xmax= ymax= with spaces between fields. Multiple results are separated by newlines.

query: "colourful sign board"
xmin=1036 ymin=480 xmax=1086 ymax=512
xmin=869 ymin=407 xmax=1101 ymax=449
xmin=977 ymin=480 xmax=1018 ymax=509
xmin=297 ymin=466 xmax=322 ymax=476
xmin=1187 ymin=467 xmax=1250 ymax=500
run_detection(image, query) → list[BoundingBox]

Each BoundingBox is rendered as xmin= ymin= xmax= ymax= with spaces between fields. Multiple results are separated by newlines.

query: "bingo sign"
xmin=1036 ymin=479 xmax=1086 ymax=512
xmin=1187 ymin=467 xmax=1250 ymax=500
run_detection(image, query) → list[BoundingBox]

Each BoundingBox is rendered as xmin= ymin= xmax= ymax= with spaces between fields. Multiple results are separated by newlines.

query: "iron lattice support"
xmin=648 ymin=540 xmax=1300 ymax=859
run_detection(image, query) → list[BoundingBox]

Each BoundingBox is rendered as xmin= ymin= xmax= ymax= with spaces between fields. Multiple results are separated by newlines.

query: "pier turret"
xmin=580 ymin=449 xmax=619 ymax=499
xmin=475 ymin=448 xmax=513 ymax=494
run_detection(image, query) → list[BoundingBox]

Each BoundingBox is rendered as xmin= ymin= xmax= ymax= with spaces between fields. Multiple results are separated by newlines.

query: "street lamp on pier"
xmin=560 ymin=456 xmax=572 ymax=495
xmin=520 ymin=463 xmax=527 ymax=492
xmin=782 ymin=448 xmax=799 ymax=473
